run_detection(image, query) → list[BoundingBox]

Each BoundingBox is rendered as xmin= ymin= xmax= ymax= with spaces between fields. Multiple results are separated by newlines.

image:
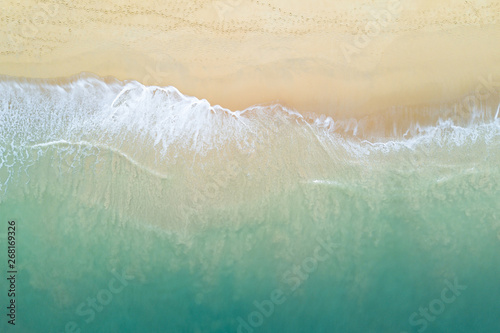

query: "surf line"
xmin=28 ymin=140 xmax=170 ymax=180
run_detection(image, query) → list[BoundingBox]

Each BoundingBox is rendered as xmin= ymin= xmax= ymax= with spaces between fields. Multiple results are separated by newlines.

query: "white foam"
xmin=1 ymin=74 xmax=499 ymax=182
xmin=29 ymin=140 xmax=170 ymax=179
xmin=306 ymin=179 xmax=345 ymax=187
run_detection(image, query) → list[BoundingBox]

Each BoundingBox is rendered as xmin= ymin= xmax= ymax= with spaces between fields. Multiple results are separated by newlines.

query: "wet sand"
xmin=0 ymin=0 xmax=499 ymax=118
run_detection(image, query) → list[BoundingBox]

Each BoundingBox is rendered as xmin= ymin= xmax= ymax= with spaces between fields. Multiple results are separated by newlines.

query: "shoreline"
xmin=0 ymin=0 xmax=499 ymax=119
xmin=2 ymin=72 xmax=499 ymax=144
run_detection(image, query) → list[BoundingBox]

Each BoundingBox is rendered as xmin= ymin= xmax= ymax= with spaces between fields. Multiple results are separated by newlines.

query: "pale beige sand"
xmin=0 ymin=0 xmax=499 ymax=119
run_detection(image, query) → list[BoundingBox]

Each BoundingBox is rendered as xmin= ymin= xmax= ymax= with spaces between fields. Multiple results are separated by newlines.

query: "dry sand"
xmin=0 ymin=0 xmax=499 ymax=119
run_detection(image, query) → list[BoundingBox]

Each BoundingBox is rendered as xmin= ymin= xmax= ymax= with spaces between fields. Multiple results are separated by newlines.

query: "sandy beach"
xmin=2 ymin=2 xmax=500 ymax=333
xmin=1 ymin=0 xmax=499 ymax=118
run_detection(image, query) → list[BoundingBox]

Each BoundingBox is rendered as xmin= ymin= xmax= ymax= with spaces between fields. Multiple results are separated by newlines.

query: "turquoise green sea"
xmin=1 ymin=75 xmax=499 ymax=332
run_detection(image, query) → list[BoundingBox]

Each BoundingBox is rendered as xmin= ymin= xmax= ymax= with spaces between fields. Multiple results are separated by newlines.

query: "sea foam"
xmin=1 ymin=73 xmax=499 ymax=196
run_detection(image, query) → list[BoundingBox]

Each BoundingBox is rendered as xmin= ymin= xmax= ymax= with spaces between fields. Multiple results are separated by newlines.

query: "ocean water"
xmin=1 ymin=74 xmax=499 ymax=333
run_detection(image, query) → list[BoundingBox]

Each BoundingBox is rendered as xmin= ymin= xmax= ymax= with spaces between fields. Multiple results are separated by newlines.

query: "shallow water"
xmin=1 ymin=75 xmax=499 ymax=332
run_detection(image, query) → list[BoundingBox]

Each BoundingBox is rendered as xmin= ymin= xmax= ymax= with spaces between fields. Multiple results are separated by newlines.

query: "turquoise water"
xmin=1 ymin=75 xmax=500 ymax=332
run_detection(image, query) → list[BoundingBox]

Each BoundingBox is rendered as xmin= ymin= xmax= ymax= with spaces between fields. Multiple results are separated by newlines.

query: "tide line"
xmin=28 ymin=140 xmax=171 ymax=180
